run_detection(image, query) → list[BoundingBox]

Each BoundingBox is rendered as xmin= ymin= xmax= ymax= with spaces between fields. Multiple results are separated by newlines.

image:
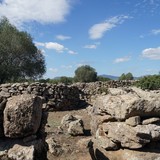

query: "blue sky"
xmin=0 ymin=0 xmax=160 ymax=78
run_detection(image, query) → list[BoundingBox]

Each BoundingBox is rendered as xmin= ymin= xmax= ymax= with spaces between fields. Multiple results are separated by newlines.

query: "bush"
xmin=74 ymin=65 xmax=97 ymax=82
xmin=135 ymin=75 xmax=160 ymax=90
xmin=38 ymin=77 xmax=74 ymax=85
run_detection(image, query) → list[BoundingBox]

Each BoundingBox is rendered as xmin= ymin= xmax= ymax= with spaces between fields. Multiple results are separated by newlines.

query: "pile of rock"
xmin=0 ymin=81 xmax=135 ymax=110
xmin=0 ymin=94 xmax=47 ymax=160
xmin=0 ymin=83 xmax=80 ymax=111
xmin=91 ymin=87 xmax=160 ymax=151
xmin=72 ymin=81 xmax=134 ymax=103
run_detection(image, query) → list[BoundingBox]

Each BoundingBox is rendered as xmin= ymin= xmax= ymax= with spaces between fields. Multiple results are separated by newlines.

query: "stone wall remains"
xmin=91 ymin=87 xmax=160 ymax=153
xmin=0 ymin=82 xmax=80 ymax=111
xmin=0 ymin=80 xmax=135 ymax=110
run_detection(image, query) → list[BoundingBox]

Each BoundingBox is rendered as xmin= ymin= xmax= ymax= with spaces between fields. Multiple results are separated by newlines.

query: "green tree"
xmin=0 ymin=17 xmax=46 ymax=83
xmin=119 ymin=72 xmax=134 ymax=80
xmin=125 ymin=72 xmax=134 ymax=80
xmin=119 ymin=73 xmax=126 ymax=80
xmin=74 ymin=65 xmax=97 ymax=82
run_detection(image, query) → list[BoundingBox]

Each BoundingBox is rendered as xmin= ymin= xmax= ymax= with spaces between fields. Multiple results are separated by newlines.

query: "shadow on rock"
xmin=89 ymin=147 xmax=109 ymax=160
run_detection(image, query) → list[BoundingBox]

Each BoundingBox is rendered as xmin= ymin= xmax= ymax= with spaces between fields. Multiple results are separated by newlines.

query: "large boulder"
xmin=0 ymin=138 xmax=47 ymax=160
xmin=102 ymin=122 xmax=159 ymax=149
xmin=60 ymin=114 xmax=84 ymax=136
xmin=68 ymin=119 xmax=84 ymax=136
xmin=95 ymin=122 xmax=160 ymax=150
xmin=92 ymin=143 xmax=160 ymax=160
xmin=3 ymin=94 xmax=42 ymax=138
xmin=93 ymin=88 xmax=160 ymax=120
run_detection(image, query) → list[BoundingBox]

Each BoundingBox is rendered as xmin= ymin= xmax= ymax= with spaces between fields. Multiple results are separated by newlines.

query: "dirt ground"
xmin=45 ymin=106 xmax=93 ymax=160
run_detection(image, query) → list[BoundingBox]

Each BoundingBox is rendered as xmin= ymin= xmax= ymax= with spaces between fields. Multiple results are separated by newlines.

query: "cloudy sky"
xmin=0 ymin=0 xmax=160 ymax=78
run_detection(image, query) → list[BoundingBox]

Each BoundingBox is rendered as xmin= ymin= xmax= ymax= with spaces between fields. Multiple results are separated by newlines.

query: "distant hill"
xmin=99 ymin=74 xmax=119 ymax=80
xmin=99 ymin=74 xmax=141 ymax=80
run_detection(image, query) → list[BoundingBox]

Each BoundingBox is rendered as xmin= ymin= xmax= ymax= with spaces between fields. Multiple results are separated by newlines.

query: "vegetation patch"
xmin=135 ymin=75 xmax=160 ymax=90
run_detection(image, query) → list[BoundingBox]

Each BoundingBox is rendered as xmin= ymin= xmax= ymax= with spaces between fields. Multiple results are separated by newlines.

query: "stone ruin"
xmin=0 ymin=82 xmax=80 ymax=111
xmin=0 ymin=81 xmax=134 ymax=110
xmin=90 ymin=87 xmax=160 ymax=160
xmin=0 ymin=81 xmax=160 ymax=160
xmin=0 ymin=83 xmax=84 ymax=160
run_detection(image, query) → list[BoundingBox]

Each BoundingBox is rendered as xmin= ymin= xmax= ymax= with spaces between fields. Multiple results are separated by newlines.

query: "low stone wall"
xmin=0 ymin=80 xmax=135 ymax=110
xmin=0 ymin=82 xmax=80 ymax=111
xmin=72 ymin=80 xmax=134 ymax=103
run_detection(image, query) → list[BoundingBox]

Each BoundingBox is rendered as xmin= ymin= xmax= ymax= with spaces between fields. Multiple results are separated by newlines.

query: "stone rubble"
xmin=0 ymin=81 xmax=159 ymax=160
xmin=60 ymin=114 xmax=84 ymax=136
xmin=91 ymin=87 xmax=160 ymax=152
xmin=0 ymin=81 xmax=134 ymax=110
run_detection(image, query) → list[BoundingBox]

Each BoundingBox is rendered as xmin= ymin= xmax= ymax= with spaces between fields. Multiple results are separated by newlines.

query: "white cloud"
xmin=84 ymin=42 xmax=100 ymax=49
xmin=89 ymin=15 xmax=130 ymax=40
xmin=151 ymin=29 xmax=160 ymax=35
xmin=49 ymin=68 xmax=58 ymax=73
xmin=77 ymin=63 xmax=85 ymax=67
xmin=0 ymin=0 xmax=74 ymax=27
xmin=142 ymin=47 xmax=160 ymax=60
xmin=114 ymin=56 xmax=131 ymax=63
xmin=68 ymin=50 xmax=78 ymax=55
xmin=34 ymin=42 xmax=45 ymax=47
xmin=35 ymin=41 xmax=78 ymax=54
xmin=41 ymin=49 xmax=48 ymax=57
xmin=45 ymin=42 xmax=66 ymax=53
xmin=56 ymin=35 xmax=71 ymax=40
xmin=134 ymin=0 xmax=160 ymax=14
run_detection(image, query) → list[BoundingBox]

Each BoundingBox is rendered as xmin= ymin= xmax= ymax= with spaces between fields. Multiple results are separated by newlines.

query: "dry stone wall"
xmin=72 ymin=80 xmax=134 ymax=103
xmin=0 ymin=82 xmax=80 ymax=111
xmin=0 ymin=80 xmax=134 ymax=110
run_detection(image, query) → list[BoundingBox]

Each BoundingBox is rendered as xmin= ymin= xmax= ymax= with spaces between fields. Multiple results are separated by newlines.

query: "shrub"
xmin=74 ymin=65 xmax=97 ymax=82
xmin=135 ymin=75 xmax=160 ymax=90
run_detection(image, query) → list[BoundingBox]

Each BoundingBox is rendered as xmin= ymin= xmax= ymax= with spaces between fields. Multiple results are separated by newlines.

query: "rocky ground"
xmin=45 ymin=87 xmax=160 ymax=160
xmin=46 ymin=106 xmax=93 ymax=160
xmin=1 ymin=85 xmax=160 ymax=160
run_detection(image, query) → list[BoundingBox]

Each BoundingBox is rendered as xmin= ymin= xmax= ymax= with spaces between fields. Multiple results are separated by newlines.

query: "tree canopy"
xmin=0 ymin=17 xmax=46 ymax=83
xmin=125 ymin=72 xmax=134 ymax=80
xmin=119 ymin=73 xmax=126 ymax=80
xmin=74 ymin=65 xmax=97 ymax=82
xmin=119 ymin=72 xmax=134 ymax=80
